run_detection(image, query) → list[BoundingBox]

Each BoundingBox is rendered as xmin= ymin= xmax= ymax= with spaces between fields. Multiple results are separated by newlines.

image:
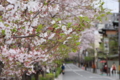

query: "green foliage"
xmin=55 ymin=67 xmax=61 ymax=78
xmin=11 ymin=28 xmax=17 ymax=33
xmin=53 ymin=24 xmax=58 ymax=28
xmin=31 ymin=76 xmax=35 ymax=80
xmin=76 ymin=42 xmax=80 ymax=46
xmin=67 ymin=22 xmax=72 ymax=27
xmin=44 ymin=1 xmax=48 ymax=5
xmin=21 ymin=27 xmax=25 ymax=29
xmin=65 ymin=61 xmax=73 ymax=63
xmin=79 ymin=16 xmax=91 ymax=22
xmin=0 ymin=19 xmax=2 ymax=22
xmin=39 ymin=73 xmax=54 ymax=80
xmin=38 ymin=68 xmax=61 ymax=80
xmin=72 ymin=48 xmax=77 ymax=52
xmin=84 ymin=57 xmax=93 ymax=62
xmin=46 ymin=73 xmax=54 ymax=80
xmin=96 ymin=16 xmax=102 ymax=21
xmin=106 ymin=11 xmax=111 ymax=15
xmin=57 ymin=18 xmax=61 ymax=21
xmin=109 ymin=37 xmax=118 ymax=54
xmin=98 ymin=41 xmax=108 ymax=59
xmin=57 ymin=45 xmax=69 ymax=57
xmin=1 ymin=30 xmax=5 ymax=35
xmin=99 ymin=2 xmax=105 ymax=11
xmin=53 ymin=60 xmax=62 ymax=66
xmin=4 ymin=24 xmax=9 ymax=27
xmin=99 ymin=42 xmax=104 ymax=51
xmin=36 ymin=24 xmax=43 ymax=32
xmin=0 ymin=16 xmax=3 ymax=22
xmin=60 ymin=33 xmax=65 ymax=37
xmin=98 ymin=36 xmax=118 ymax=59
xmin=83 ymin=16 xmax=91 ymax=22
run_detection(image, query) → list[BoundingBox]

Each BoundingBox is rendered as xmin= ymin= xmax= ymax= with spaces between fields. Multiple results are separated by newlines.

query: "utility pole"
xmin=118 ymin=0 xmax=120 ymax=79
xmin=94 ymin=48 xmax=97 ymax=73
xmin=78 ymin=50 xmax=80 ymax=67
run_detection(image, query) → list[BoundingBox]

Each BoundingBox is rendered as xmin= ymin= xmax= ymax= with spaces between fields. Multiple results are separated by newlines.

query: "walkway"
xmin=55 ymin=63 xmax=119 ymax=80
xmin=86 ymin=67 xmax=119 ymax=80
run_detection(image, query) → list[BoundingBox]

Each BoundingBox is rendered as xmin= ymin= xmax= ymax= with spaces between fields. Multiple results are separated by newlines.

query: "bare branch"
xmin=12 ymin=34 xmax=37 ymax=38
xmin=32 ymin=10 xmax=40 ymax=19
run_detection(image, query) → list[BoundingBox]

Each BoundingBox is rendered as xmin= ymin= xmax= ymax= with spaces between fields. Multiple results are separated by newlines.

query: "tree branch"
xmin=12 ymin=34 xmax=37 ymax=38
xmin=32 ymin=10 xmax=40 ymax=19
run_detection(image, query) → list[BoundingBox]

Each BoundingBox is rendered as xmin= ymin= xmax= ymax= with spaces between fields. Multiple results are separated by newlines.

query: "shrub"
xmin=38 ymin=67 xmax=61 ymax=80
xmin=39 ymin=73 xmax=54 ymax=80
xmin=31 ymin=76 xmax=35 ymax=80
xmin=84 ymin=57 xmax=93 ymax=62
xmin=55 ymin=67 xmax=61 ymax=78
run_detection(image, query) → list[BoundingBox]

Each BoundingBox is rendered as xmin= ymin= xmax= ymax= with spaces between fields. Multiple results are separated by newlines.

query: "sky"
xmin=102 ymin=0 xmax=118 ymax=13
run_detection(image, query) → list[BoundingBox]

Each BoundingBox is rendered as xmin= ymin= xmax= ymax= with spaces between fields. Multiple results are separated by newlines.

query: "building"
xmin=97 ymin=13 xmax=119 ymax=69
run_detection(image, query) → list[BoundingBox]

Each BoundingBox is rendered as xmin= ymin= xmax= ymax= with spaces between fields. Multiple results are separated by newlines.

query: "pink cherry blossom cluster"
xmin=68 ymin=27 xmax=102 ymax=59
xmin=79 ymin=27 xmax=96 ymax=50
xmin=0 ymin=45 xmax=50 ymax=77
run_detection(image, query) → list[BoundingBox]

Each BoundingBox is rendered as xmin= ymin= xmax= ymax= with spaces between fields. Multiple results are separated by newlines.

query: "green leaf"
xmin=11 ymin=28 xmax=17 ymax=33
xmin=4 ymin=24 xmax=9 ymax=27
xmin=30 ymin=11 xmax=33 ymax=14
xmin=80 ymin=23 xmax=84 ymax=28
xmin=57 ymin=18 xmax=61 ymax=21
xmin=76 ymin=42 xmax=80 ymax=46
xmin=67 ymin=23 xmax=72 ymax=27
xmin=83 ymin=16 xmax=90 ymax=22
xmin=0 ymin=19 xmax=2 ymax=22
xmin=72 ymin=48 xmax=77 ymax=52
xmin=36 ymin=24 xmax=43 ymax=32
xmin=101 ymin=2 xmax=104 ymax=6
xmin=58 ymin=39 xmax=62 ymax=42
xmin=73 ymin=35 xmax=79 ymax=40
xmin=0 ymin=16 xmax=2 ymax=22
xmin=60 ymin=33 xmax=65 ymax=37
xmin=53 ymin=24 xmax=58 ymax=28
xmin=106 ymin=11 xmax=111 ymax=15
xmin=100 ymin=14 xmax=105 ymax=17
xmin=96 ymin=16 xmax=102 ymax=21
xmin=13 ymin=20 xmax=20 ymax=23
xmin=2 ymin=30 xmax=5 ymax=35
xmin=21 ymin=27 xmax=25 ymax=29
xmin=44 ymin=1 xmax=48 ymax=5
xmin=16 ymin=62 xmax=21 ymax=65
xmin=79 ymin=16 xmax=83 ymax=21
xmin=84 ymin=57 xmax=93 ymax=61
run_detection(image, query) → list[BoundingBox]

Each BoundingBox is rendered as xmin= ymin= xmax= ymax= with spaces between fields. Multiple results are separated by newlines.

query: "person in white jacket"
xmin=111 ymin=62 xmax=117 ymax=75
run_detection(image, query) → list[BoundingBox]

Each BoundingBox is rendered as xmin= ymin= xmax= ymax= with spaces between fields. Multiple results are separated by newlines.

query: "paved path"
xmin=54 ymin=74 xmax=62 ymax=80
xmin=62 ymin=63 xmax=118 ymax=80
xmin=86 ymin=67 xmax=119 ymax=80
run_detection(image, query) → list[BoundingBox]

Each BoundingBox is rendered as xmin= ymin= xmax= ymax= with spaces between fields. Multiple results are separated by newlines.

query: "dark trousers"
xmin=93 ymin=68 xmax=96 ymax=73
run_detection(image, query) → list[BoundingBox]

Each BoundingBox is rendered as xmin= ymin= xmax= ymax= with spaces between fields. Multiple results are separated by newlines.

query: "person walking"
xmin=102 ymin=62 xmax=109 ymax=75
xmin=92 ymin=62 xmax=96 ymax=73
xmin=61 ymin=64 xmax=65 ymax=74
xmin=111 ymin=62 xmax=116 ymax=75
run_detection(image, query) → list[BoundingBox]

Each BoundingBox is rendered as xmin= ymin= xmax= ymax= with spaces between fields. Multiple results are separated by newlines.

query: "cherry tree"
xmin=79 ymin=27 xmax=96 ymax=50
xmin=0 ymin=0 xmax=109 ymax=79
xmin=79 ymin=27 xmax=102 ymax=51
xmin=78 ymin=27 xmax=102 ymax=69
xmin=68 ymin=27 xmax=102 ymax=61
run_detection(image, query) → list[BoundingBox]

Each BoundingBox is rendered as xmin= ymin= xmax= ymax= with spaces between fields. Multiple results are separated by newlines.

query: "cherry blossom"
xmin=0 ymin=0 xmax=108 ymax=79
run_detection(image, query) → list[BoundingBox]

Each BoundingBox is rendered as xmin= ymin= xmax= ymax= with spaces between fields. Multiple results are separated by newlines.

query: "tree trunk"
xmin=34 ymin=71 xmax=39 ymax=80
xmin=22 ymin=71 xmax=31 ymax=80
